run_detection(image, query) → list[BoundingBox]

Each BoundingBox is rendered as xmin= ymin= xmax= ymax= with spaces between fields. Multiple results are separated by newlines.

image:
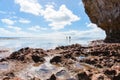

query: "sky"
xmin=0 ymin=0 xmax=105 ymax=39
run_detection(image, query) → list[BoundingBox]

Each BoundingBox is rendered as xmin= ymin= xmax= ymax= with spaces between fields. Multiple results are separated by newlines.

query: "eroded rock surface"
xmin=82 ymin=0 xmax=120 ymax=43
xmin=7 ymin=47 xmax=47 ymax=63
xmin=0 ymin=43 xmax=120 ymax=80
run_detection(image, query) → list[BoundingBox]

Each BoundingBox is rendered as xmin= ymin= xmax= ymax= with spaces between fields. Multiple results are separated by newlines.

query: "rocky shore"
xmin=0 ymin=41 xmax=120 ymax=80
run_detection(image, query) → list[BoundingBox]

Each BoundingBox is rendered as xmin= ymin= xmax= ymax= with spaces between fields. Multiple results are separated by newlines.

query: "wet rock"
xmin=92 ymin=73 xmax=110 ymax=80
xmin=81 ymin=58 xmax=97 ymax=65
xmin=47 ymin=74 xmax=56 ymax=80
xmin=113 ymin=73 xmax=120 ymax=80
xmin=76 ymin=72 xmax=91 ymax=80
xmin=104 ymin=69 xmax=116 ymax=76
xmin=112 ymin=65 xmax=120 ymax=71
xmin=3 ymin=77 xmax=10 ymax=80
xmin=90 ymin=51 xmax=110 ymax=56
xmin=56 ymin=70 xmax=67 ymax=76
xmin=80 ymin=44 xmax=120 ymax=68
xmin=32 ymin=55 xmax=45 ymax=63
xmin=95 ymin=64 xmax=103 ymax=68
xmin=6 ymin=47 xmax=47 ymax=63
xmin=12 ymin=77 xmax=23 ymax=80
xmin=8 ymin=47 xmax=32 ymax=61
xmin=72 ymin=51 xmax=82 ymax=57
xmin=5 ymin=72 xmax=15 ymax=78
xmin=104 ymin=69 xmax=117 ymax=79
xmin=55 ymin=44 xmax=82 ymax=50
xmin=32 ymin=77 xmax=41 ymax=80
xmin=64 ymin=53 xmax=72 ymax=59
xmin=1 ymin=43 xmax=120 ymax=80
xmin=66 ymin=78 xmax=76 ymax=80
xmin=0 ymin=58 xmax=7 ymax=62
xmin=50 ymin=56 xmax=62 ymax=64
xmin=0 ymin=49 xmax=9 ymax=53
xmin=2 ymin=72 xmax=22 ymax=80
xmin=55 ymin=69 xmax=70 ymax=79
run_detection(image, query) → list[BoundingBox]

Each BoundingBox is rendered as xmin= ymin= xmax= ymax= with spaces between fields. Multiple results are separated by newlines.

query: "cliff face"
xmin=82 ymin=0 xmax=120 ymax=43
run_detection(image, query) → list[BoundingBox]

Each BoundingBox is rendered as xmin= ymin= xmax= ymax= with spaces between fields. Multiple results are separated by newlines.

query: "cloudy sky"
xmin=0 ymin=0 xmax=105 ymax=39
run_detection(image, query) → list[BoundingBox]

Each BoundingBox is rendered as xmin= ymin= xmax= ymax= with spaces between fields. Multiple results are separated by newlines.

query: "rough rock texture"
xmin=0 ymin=43 xmax=120 ymax=80
xmin=6 ymin=47 xmax=47 ymax=63
xmin=82 ymin=0 xmax=120 ymax=43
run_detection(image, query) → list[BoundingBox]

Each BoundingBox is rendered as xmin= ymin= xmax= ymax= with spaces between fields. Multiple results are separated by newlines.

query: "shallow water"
xmin=0 ymin=37 xmax=91 ymax=51
xmin=14 ymin=55 xmax=99 ymax=80
xmin=16 ymin=56 xmax=68 ymax=80
xmin=0 ymin=62 xmax=8 ymax=70
xmin=0 ymin=49 xmax=12 ymax=59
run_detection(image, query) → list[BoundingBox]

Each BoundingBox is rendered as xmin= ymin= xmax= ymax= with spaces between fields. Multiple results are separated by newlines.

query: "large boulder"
xmin=82 ymin=0 xmax=120 ymax=43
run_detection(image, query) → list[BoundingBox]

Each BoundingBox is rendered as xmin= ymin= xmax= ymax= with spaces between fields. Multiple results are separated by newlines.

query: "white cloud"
xmin=15 ymin=0 xmax=80 ymax=30
xmin=19 ymin=18 xmax=30 ymax=24
xmin=0 ymin=28 xmax=12 ymax=35
xmin=87 ymin=23 xmax=98 ymax=29
xmin=15 ymin=0 xmax=43 ymax=16
xmin=7 ymin=26 xmax=21 ymax=31
xmin=0 ymin=27 xmax=34 ymax=37
xmin=1 ymin=18 xmax=15 ymax=25
xmin=72 ymin=23 xmax=105 ymax=39
xmin=44 ymin=23 xmax=105 ymax=39
xmin=28 ymin=25 xmax=47 ymax=31
xmin=32 ymin=23 xmax=105 ymax=39
xmin=42 ymin=5 xmax=80 ymax=30
xmin=0 ymin=23 xmax=105 ymax=40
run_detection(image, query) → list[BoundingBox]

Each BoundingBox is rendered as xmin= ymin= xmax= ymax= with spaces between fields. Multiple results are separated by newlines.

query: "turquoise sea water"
xmin=0 ymin=37 xmax=101 ymax=51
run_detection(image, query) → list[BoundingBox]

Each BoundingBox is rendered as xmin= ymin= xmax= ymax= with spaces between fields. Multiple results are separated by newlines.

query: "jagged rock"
xmin=113 ymin=73 xmax=120 ymax=80
xmin=82 ymin=0 xmax=120 ymax=43
xmin=50 ymin=56 xmax=62 ymax=64
xmin=7 ymin=47 xmax=46 ymax=63
xmin=92 ymin=73 xmax=110 ymax=80
xmin=104 ymin=69 xmax=117 ymax=79
xmin=76 ymin=72 xmax=91 ymax=80
xmin=56 ymin=70 xmax=67 ymax=76
xmin=47 ymin=74 xmax=56 ymax=80
xmin=104 ymin=69 xmax=116 ymax=76
xmin=3 ymin=77 xmax=10 ymax=80
xmin=32 ymin=55 xmax=45 ymax=63
xmin=32 ymin=77 xmax=41 ymax=80
xmin=5 ymin=72 xmax=15 ymax=78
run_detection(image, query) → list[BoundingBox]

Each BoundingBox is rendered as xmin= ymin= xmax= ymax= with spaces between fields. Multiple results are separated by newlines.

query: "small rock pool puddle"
xmin=15 ymin=55 xmax=97 ymax=80
xmin=16 ymin=55 xmax=72 ymax=80
xmin=0 ymin=62 xmax=8 ymax=70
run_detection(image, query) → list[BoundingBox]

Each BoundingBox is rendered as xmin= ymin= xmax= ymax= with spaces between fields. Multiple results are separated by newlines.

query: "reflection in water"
xmin=0 ymin=62 xmax=8 ymax=70
xmin=16 ymin=56 xmax=66 ymax=80
xmin=15 ymin=55 xmax=99 ymax=80
xmin=0 ymin=49 xmax=12 ymax=59
xmin=1 ymin=55 xmax=100 ymax=80
xmin=0 ymin=37 xmax=89 ymax=51
xmin=56 ymin=70 xmax=70 ymax=79
xmin=66 ymin=36 xmax=72 ymax=45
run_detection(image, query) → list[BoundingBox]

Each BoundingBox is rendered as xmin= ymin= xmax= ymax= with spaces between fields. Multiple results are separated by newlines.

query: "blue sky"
xmin=0 ymin=0 xmax=105 ymax=39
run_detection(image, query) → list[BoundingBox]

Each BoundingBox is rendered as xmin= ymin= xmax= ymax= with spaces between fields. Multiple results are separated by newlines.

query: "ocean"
xmin=0 ymin=37 xmax=100 ymax=51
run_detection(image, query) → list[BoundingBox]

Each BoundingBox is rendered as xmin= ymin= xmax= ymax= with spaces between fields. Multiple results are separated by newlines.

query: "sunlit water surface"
xmin=0 ymin=37 xmax=95 ymax=51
